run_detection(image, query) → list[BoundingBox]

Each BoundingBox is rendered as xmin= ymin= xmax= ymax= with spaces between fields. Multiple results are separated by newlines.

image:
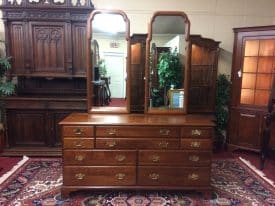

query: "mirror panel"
xmin=87 ymin=10 xmax=130 ymax=113
xmin=145 ymin=11 xmax=190 ymax=114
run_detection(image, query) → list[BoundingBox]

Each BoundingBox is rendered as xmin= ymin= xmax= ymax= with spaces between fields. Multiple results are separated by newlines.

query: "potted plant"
xmin=214 ymin=74 xmax=231 ymax=151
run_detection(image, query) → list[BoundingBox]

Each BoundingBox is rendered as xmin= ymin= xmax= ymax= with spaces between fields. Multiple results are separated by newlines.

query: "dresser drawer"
xmin=96 ymin=138 xmax=180 ymax=149
xmin=181 ymin=139 xmax=212 ymax=150
xmin=63 ymin=138 xmax=94 ymax=149
xmin=63 ymin=150 xmax=137 ymax=165
xmin=63 ymin=166 xmax=136 ymax=186
xmin=96 ymin=126 xmax=180 ymax=137
xmin=63 ymin=126 xmax=93 ymax=137
xmin=138 ymin=167 xmax=210 ymax=186
xmin=181 ymin=127 xmax=213 ymax=138
xmin=139 ymin=150 xmax=211 ymax=166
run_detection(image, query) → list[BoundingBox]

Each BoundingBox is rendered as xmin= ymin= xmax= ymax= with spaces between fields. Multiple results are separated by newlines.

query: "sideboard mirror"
xmin=86 ymin=10 xmax=130 ymax=113
xmin=145 ymin=11 xmax=190 ymax=114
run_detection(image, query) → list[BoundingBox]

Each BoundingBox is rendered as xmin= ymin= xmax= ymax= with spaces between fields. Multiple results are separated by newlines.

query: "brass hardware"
xmin=188 ymin=173 xmax=199 ymax=180
xmin=115 ymin=154 xmax=126 ymax=162
xmin=75 ymin=155 xmax=84 ymax=161
xmin=158 ymin=141 xmax=169 ymax=148
xmin=149 ymin=173 xmax=160 ymax=180
xmin=191 ymin=129 xmax=202 ymax=136
xmin=108 ymin=128 xmax=117 ymax=136
xmin=240 ymin=113 xmax=256 ymax=118
xmin=74 ymin=141 xmax=83 ymax=147
xmin=189 ymin=155 xmax=200 ymax=162
xmin=190 ymin=141 xmax=201 ymax=148
xmin=105 ymin=140 xmax=117 ymax=148
xmin=75 ymin=173 xmax=85 ymax=180
xmin=73 ymin=128 xmax=84 ymax=135
xmin=116 ymin=173 xmax=125 ymax=180
xmin=151 ymin=155 xmax=160 ymax=162
xmin=159 ymin=129 xmax=170 ymax=136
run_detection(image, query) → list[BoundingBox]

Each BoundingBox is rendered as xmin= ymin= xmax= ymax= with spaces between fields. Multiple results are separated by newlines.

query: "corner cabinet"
xmin=228 ymin=26 xmax=275 ymax=152
xmin=60 ymin=113 xmax=215 ymax=197
xmin=0 ymin=0 xmax=94 ymax=155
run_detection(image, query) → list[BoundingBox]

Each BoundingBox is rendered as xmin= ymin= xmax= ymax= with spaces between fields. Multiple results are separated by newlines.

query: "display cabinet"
xmin=228 ymin=26 xmax=275 ymax=152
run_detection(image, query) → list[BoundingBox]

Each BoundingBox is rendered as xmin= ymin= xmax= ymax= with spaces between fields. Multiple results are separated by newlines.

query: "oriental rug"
xmin=0 ymin=158 xmax=274 ymax=206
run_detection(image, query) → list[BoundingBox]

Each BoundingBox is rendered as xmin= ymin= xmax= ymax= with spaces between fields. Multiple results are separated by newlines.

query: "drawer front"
xmin=181 ymin=139 xmax=212 ymax=150
xmin=138 ymin=167 xmax=210 ymax=186
xmin=63 ymin=166 xmax=136 ymax=186
xmin=63 ymin=126 xmax=93 ymax=137
xmin=181 ymin=127 xmax=213 ymax=138
xmin=96 ymin=126 xmax=180 ymax=137
xmin=139 ymin=150 xmax=211 ymax=166
xmin=63 ymin=150 xmax=137 ymax=165
xmin=63 ymin=138 xmax=94 ymax=149
xmin=96 ymin=138 xmax=180 ymax=149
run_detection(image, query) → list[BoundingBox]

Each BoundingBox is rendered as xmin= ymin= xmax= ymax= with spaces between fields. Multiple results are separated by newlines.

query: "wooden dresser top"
xmin=59 ymin=113 xmax=215 ymax=126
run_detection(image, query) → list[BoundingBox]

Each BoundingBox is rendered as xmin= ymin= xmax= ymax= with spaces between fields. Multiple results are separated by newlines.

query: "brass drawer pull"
xmin=189 ymin=155 xmax=200 ymax=162
xmin=188 ymin=173 xmax=199 ymax=180
xmin=190 ymin=141 xmax=201 ymax=148
xmin=73 ymin=128 xmax=84 ymax=135
xmin=105 ymin=140 xmax=117 ymax=148
xmin=116 ymin=173 xmax=125 ymax=180
xmin=149 ymin=173 xmax=160 ymax=180
xmin=115 ymin=154 xmax=126 ymax=162
xmin=74 ymin=141 xmax=83 ymax=147
xmin=151 ymin=155 xmax=160 ymax=162
xmin=191 ymin=129 xmax=202 ymax=136
xmin=240 ymin=113 xmax=256 ymax=118
xmin=158 ymin=141 xmax=169 ymax=148
xmin=108 ymin=128 xmax=117 ymax=136
xmin=75 ymin=173 xmax=85 ymax=180
xmin=75 ymin=155 xmax=84 ymax=161
xmin=159 ymin=129 xmax=170 ymax=136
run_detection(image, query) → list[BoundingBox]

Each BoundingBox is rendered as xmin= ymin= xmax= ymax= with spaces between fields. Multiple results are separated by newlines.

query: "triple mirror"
xmin=87 ymin=10 xmax=130 ymax=113
xmin=145 ymin=11 xmax=190 ymax=114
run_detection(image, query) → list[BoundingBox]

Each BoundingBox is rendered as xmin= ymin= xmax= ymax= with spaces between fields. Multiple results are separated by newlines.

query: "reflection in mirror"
xmin=87 ymin=10 xmax=130 ymax=113
xmin=145 ymin=12 xmax=190 ymax=114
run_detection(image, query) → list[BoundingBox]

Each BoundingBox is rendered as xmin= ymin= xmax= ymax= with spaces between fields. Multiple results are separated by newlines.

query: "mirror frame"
xmin=144 ymin=11 xmax=190 ymax=114
xmin=86 ymin=9 xmax=131 ymax=113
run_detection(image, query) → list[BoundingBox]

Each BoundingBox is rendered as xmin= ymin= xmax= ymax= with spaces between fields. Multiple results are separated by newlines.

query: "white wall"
xmin=0 ymin=0 xmax=275 ymax=75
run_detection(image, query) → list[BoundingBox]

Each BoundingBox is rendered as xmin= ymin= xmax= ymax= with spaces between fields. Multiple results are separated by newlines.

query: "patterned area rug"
xmin=0 ymin=158 xmax=274 ymax=206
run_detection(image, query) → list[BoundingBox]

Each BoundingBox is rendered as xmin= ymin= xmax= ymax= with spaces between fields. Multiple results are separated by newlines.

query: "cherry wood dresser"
xmin=60 ymin=113 xmax=215 ymax=197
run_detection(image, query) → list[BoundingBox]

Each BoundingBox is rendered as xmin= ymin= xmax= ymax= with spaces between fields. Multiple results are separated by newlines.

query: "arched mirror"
xmin=87 ymin=10 xmax=130 ymax=113
xmin=145 ymin=11 xmax=190 ymax=114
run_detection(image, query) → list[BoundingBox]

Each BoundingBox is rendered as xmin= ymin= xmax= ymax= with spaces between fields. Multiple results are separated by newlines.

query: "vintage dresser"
xmin=60 ymin=113 xmax=214 ymax=196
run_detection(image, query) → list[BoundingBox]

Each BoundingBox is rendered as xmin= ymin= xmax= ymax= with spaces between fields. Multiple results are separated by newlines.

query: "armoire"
xmin=0 ymin=1 xmax=220 ymax=157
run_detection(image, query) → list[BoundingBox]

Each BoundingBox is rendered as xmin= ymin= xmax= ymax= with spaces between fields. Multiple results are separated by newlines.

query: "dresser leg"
xmin=60 ymin=187 xmax=74 ymax=199
xmin=202 ymin=190 xmax=214 ymax=199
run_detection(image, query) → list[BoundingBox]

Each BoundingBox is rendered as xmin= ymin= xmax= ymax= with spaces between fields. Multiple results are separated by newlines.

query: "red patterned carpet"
xmin=0 ymin=157 xmax=274 ymax=205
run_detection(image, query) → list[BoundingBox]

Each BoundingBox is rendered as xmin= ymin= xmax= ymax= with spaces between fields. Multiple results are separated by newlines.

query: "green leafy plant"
xmin=0 ymin=56 xmax=15 ymax=96
xmin=98 ymin=59 xmax=107 ymax=77
xmin=215 ymin=74 xmax=231 ymax=149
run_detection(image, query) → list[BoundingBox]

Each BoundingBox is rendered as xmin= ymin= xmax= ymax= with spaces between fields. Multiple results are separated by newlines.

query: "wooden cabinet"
xmin=60 ymin=113 xmax=214 ymax=196
xmin=188 ymin=35 xmax=220 ymax=113
xmin=228 ymin=26 xmax=275 ymax=152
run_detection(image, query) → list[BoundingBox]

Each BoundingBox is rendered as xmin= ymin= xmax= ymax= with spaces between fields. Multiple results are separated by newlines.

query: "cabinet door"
xmin=7 ymin=110 xmax=49 ymax=147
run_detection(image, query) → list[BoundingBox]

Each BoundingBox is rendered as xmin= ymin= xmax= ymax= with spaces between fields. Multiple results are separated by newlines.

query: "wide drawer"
xmin=181 ymin=139 xmax=212 ymax=150
xmin=181 ymin=127 xmax=213 ymax=138
xmin=139 ymin=150 xmax=211 ymax=166
xmin=96 ymin=138 xmax=180 ymax=149
xmin=63 ymin=150 xmax=137 ymax=165
xmin=96 ymin=126 xmax=180 ymax=137
xmin=138 ymin=166 xmax=210 ymax=186
xmin=63 ymin=126 xmax=93 ymax=137
xmin=63 ymin=166 xmax=136 ymax=186
xmin=63 ymin=138 xmax=94 ymax=149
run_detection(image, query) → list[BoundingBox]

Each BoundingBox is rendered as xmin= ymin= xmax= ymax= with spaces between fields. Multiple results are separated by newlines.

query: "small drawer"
xmin=181 ymin=127 xmax=213 ymax=138
xmin=63 ymin=126 xmax=93 ymax=137
xmin=181 ymin=139 xmax=212 ymax=150
xmin=63 ymin=166 xmax=136 ymax=186
xmin=139 ymin=150 xmax=211 ymax=166
xmin=96 ymin=138 xmax=180 ymax=149
xmin=138 ymin=166 xmax=210 ymax=186
xmin=63 ymin=138 xmax=94 ymax=149
xmin=96 ymin=126 xmax=180 ymax=137
xmin=63 ymin=150 xmax=137 ymax=165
